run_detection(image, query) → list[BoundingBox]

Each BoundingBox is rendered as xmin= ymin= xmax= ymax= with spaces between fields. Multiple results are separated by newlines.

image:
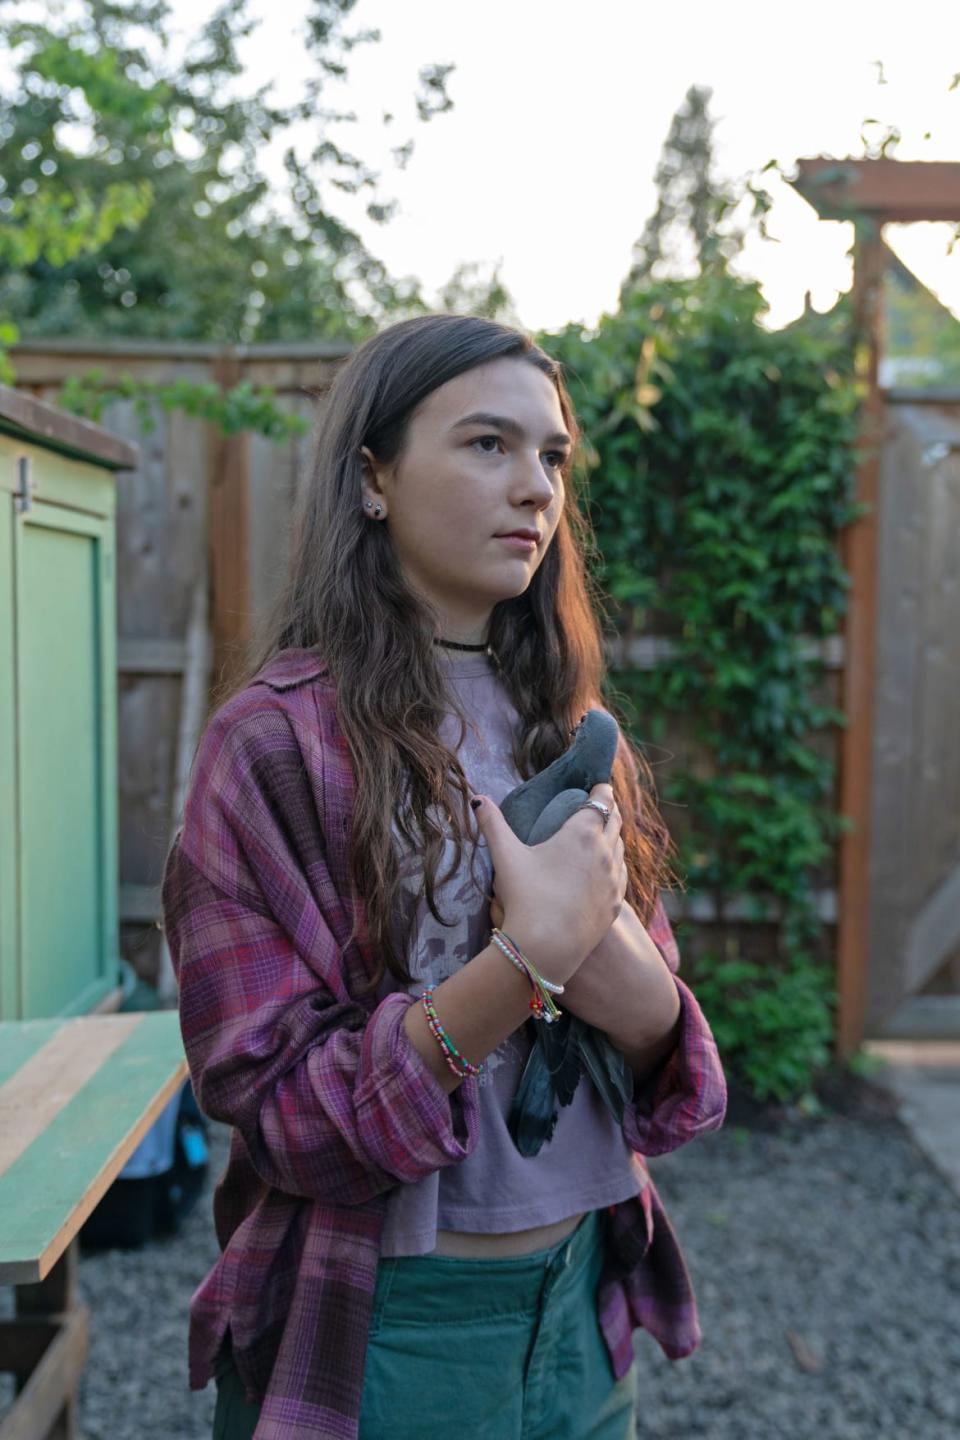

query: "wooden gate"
xmin=867 ymin=389 xmax=960 ymax=1037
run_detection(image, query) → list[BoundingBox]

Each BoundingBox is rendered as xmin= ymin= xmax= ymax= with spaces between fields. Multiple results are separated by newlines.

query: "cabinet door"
xmin=13 ymin=500 xmax=119 ymax=1018
xmin=0 ymin=484 xmax=15 ymax=1018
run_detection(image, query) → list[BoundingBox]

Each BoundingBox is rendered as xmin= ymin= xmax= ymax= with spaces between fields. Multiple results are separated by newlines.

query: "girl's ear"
xmin=359 ymin=445 xmax=390 ymax=502
xmin=359 ymin=445 xmax=388 ymax=513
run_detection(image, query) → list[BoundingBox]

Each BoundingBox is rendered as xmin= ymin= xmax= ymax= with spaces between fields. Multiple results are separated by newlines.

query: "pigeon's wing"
xmin=506 ymin=1026 xmax=560 ymax=1158
xmin=540 ymin=1011 xmax=583 ymax=1107
xmin=578 ymin=1025 xmax=635 ymax=1124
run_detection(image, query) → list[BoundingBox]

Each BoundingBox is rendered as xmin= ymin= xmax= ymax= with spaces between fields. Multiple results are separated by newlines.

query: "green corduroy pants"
xmin=213 ymin=1207 xmax=638 ymax=1440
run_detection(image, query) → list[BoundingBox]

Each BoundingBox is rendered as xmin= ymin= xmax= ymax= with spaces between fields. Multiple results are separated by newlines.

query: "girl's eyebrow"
xmin=449 ymin=411 xmax=572 ymax=449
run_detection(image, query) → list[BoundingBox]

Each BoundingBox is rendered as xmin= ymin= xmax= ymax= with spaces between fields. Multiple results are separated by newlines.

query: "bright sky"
xmin=129 ymin=0 xmax=960 ymax=331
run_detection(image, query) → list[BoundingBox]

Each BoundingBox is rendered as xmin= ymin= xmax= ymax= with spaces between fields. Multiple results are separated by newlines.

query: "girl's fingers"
xmin=586 ymin=782 xmax=622 ymax=845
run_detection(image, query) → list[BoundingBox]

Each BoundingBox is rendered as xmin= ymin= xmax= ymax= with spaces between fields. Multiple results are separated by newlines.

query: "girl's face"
xmin=360 ymin=357 xmax=570 ymax=642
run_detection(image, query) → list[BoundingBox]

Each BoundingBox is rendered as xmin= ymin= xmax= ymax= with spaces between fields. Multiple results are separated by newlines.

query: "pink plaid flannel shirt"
xmin=162 ymin=649 xmax=727 ymax=1440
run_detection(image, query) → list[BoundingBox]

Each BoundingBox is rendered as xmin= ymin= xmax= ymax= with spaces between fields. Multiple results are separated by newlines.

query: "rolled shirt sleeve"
xmin=161 ymin=695 xmax=483 ymax=1211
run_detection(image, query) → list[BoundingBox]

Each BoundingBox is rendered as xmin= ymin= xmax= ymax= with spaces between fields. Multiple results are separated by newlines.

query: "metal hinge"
xmin=13 ymin=455 xmax=34 ymax=514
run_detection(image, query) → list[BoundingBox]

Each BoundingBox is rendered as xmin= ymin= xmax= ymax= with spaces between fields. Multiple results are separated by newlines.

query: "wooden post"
xmin=8 ymin=1240 xmax=87 ymax=1440
xmin=208 ymin=353 xmax=251 ymax=693
xmin=835 ymin=221 xmax=886 ymax=1059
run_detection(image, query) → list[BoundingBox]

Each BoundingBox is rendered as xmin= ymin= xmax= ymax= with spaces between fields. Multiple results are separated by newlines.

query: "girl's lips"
xmin=497 ymin=535 xmax=537 ymax=553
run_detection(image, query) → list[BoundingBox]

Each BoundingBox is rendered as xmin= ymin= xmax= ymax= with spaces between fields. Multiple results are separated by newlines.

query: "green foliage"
xmin=0 ymin=0 xmax=450 ymax=344
xmin=0 ymin=0 xmax=456 ymax=433
xmin=0 ymin=180 xmax=153 ymax=270
xmin=686 ymin=952 xmax=836 ymax=1104
xmin=883 ymin=253 xmax=960 ymax=386
xmin=436 ymin=261 xmax=519 ymax=324
xmin=845 ymin=1048 xmax=889 ymax=1080
xmin=620 ymin=84 xmax=746 ymax=300
xmin=543 ymin=270 xmax=862 ymax=1103
xmin=58 ymin=370 xmax=308 ymax=441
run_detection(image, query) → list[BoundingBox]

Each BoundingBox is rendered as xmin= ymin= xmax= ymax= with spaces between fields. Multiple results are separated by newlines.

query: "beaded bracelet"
xmin=420 ymin=984 xmax=484 ymax=1078
xmin=490 ymin=929 xmax=563 ymax=1024
xmin=492 ymin=941 xmax=556 ymax=1023
xmin=490 ymin=931 xmax=556 ymax=1018
xmin=493 ymin=931 xmax=564 ymax=994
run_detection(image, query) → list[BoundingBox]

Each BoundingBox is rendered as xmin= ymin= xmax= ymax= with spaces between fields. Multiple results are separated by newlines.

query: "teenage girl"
xmin=162 ymin=313 xmax=727 ymax=1440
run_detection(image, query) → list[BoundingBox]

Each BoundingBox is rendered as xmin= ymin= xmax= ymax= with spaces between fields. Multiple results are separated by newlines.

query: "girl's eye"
xmin=471 ymin=435 xmax=503 ymax=455
xmin=470 ymin=435 xmax=567 ymax=472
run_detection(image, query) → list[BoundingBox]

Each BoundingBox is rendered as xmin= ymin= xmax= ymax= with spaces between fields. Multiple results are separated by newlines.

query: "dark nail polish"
xmin=470 ymin=797 xmax=482 ymax=811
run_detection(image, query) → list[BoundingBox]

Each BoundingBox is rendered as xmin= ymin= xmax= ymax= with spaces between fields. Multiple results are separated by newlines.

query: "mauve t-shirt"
xmin=376 ymin=650 xmax=642 ymax=1257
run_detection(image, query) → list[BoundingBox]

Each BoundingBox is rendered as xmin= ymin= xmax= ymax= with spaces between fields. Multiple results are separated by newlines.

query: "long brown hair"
xmin=216 ymin=313 xmax=675 ymax=997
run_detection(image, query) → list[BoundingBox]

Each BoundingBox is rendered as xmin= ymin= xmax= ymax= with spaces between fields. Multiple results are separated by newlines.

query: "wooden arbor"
xmin=789 ymin=158 xmax=960 ymax=1057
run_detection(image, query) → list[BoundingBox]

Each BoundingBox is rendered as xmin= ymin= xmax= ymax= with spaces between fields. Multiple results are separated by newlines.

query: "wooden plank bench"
xmin=0 ymin=1011 xmax=188 ymax=1440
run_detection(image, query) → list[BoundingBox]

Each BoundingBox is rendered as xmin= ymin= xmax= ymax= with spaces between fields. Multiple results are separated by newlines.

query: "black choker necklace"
xmin=433 ymin=637 xmax=490 ymax=652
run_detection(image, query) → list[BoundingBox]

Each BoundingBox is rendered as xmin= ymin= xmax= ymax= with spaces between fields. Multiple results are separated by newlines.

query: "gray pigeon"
xmin=497 ymin=710 xmax=635 ymax=1156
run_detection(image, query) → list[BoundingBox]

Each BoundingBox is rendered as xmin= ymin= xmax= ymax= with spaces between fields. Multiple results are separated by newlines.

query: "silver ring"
xmin=578 ymin=799 xmax=611 ymax=828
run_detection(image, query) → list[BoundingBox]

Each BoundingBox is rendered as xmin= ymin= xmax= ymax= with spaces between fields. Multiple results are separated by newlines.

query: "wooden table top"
xmin=0 ymin=1010 xmax=187 ymax=1284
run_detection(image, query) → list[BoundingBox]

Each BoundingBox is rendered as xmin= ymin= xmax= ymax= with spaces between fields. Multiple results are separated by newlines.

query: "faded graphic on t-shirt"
xmin=397 ymin=830 xmax=526 ymax=1083
xmin=384 ymin=654 xmax=531 ymax=1084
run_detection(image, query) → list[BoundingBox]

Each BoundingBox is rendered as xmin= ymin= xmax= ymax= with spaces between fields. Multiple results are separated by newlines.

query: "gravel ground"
xmin=5 ymin=1073 xmax=957 ymax=1439
xmin=635 ymin=1075 xmax=960 ymax=1439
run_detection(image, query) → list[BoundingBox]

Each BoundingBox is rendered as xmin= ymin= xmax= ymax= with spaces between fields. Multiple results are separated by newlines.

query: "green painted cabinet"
xmin=0 ymin=388 xmax=137 ymax=1019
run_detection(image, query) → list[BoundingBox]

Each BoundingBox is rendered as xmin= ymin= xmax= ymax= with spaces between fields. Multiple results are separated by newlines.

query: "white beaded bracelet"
xmin=490 ymin=930 xmax=565 ymax=994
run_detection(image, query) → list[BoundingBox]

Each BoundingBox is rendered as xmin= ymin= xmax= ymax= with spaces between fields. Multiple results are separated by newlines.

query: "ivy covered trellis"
xmin=542 ymin=271 xmax=864 ymax=1104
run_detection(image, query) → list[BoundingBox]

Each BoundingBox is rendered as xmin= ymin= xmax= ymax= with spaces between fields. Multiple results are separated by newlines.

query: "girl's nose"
xmin=513 ymin=451 xmax=556 ymax=508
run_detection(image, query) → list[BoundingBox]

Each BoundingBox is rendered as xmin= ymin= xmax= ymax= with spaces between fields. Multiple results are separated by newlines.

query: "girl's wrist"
xmin=498 ymin=914 xmax=579 ymax=986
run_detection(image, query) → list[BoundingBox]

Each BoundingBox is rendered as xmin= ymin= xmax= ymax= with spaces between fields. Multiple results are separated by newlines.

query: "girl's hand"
xmin=472 ymin=783 xmax=627 ymax=985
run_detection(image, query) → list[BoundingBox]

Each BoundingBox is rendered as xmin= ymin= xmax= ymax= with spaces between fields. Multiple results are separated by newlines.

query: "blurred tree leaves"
xmin=619 ymin=84 xmax=746 ymax=300
xmin=0 ymin=0 xmax=454 ymax=346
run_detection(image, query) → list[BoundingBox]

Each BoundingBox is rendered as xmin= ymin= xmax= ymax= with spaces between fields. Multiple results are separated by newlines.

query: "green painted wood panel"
xmin=0 ymin=458 xmax=16 ymax=1020
xmin=0 ymin=1011 xmax=186 ymax=1279
xmin=15 ymin=505 xmax=112 ymax=1018
xmin=0 ymin=431 xmax=120 ymax=1020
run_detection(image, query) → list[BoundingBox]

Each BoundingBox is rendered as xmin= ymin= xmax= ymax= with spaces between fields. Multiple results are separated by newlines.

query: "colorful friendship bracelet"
xmin=490 ymin=931 xmax=560 ymax=1021
xmin=420 ymin=984 xmax=484 ymax=1078
xmin=490 ymin=928 xmax=563 ymax=1023
xmin=418 ymin=930 xmax=565 ymax=1080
